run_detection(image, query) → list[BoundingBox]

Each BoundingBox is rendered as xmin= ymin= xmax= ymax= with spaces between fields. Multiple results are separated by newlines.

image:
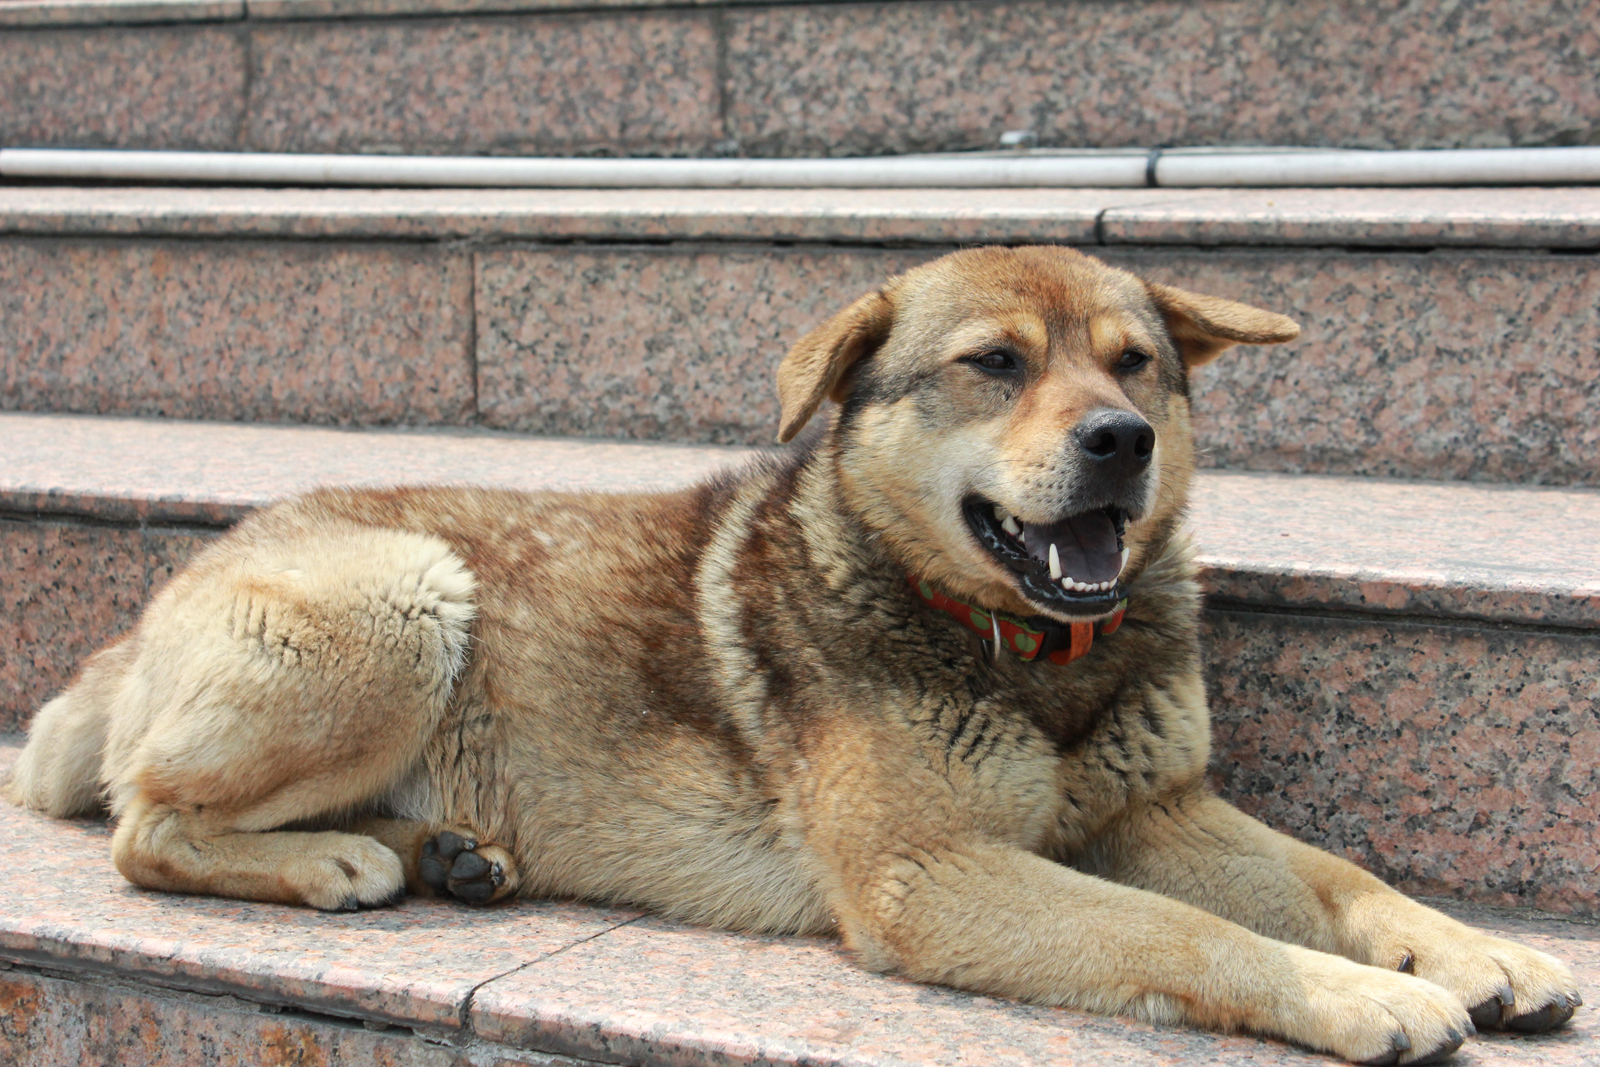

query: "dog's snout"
xmin=1074 ymin=409 xmax=1154 ymax=477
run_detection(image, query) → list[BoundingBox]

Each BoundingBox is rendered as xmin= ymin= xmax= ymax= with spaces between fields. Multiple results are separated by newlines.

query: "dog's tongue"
xmin=1021 ymin=511 xmax=1122 ymax=585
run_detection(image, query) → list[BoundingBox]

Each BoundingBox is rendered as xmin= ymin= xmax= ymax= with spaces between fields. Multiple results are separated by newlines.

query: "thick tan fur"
xmin=6 ymin=247 xmax=1579 ymax=1062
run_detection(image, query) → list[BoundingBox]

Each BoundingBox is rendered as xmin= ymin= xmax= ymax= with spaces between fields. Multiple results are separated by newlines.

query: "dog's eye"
xmin=967 ymin=350 xmax=1018 ymax=374
xmin=1117 ymin=348 xmax=1151 ymax=372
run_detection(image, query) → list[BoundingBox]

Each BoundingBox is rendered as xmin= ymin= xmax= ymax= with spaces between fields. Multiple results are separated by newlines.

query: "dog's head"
xmin=776 ymin=246 xmax=1298 ymax=624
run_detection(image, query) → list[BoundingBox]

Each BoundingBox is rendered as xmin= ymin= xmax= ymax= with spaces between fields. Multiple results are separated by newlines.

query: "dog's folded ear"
xmin=776 ymin=290 xmax=895 ymax=443
xmin=1146 ymin=282 xmax=1300 ymax=368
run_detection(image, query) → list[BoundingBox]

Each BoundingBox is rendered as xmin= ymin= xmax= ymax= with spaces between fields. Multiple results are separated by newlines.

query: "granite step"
xmin=3 ymin=411 xmax=1598 ymax=921
xmin=0 ymin=738 xmax=1594 ymax=1067
xmin=1 ymin=0 xmax=1596 ymax=158
xmin=4 ymin=184 xmax=1599 ymax=485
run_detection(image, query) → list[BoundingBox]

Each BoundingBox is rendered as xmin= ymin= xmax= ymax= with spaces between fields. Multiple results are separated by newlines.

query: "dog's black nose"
xmin=1074 ymin=409 xmax=1154 ymax=478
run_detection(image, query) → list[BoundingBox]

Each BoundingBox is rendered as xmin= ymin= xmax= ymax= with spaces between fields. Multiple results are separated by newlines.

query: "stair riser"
xmin=6 ymin=516 xmax=1595 ymax=915
xmin=1206 ymin=609 xmax=1600 ymax=919
xmin=3 ymin=0 xmax=1597 ymax=157
xmin=0 ymin=239 xmax=476 ymax=426
xmin=0 ymin=968 xmax=551 ymax=1067
xmin=5 ymin=239 xmax=1597 ymax=485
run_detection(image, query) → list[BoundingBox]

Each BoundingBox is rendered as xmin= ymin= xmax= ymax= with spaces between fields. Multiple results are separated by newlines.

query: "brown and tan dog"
xmin=7 ymin=246 xmax=1579 ymax=1063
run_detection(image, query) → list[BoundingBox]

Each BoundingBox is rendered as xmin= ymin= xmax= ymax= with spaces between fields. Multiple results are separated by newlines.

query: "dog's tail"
xmin=4 ymin=637 xmax=133 ymax=818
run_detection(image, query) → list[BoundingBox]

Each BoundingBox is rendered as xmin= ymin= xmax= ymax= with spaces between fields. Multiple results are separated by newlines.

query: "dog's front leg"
xmin=821 ymin=833 xmax=1472 ymax=1063
xmin=1080 ymin=786 xmax=1581 ymax=1035
xmin=805 ymin=751 xmax=1471 ymax=1063
xmin=347 ymin=817 xmax=520 ymax=905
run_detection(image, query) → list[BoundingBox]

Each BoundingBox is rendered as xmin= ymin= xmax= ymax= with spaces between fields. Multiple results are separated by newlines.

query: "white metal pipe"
xmin=2 ymin=146 xmax=1598 ymax=189
xmin=0 ymin=149 xmax=1151 ymax=188
xmin=1156 ymin=146 xmax=1600 ymax=187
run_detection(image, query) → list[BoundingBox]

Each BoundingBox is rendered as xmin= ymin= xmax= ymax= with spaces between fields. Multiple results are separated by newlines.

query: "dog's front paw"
xmin=418 ymin=828 xmax=519 ymax=905
xmin=1385 ymin=927 xmax=1580 ymax=1034
xmin=1282 ymin=947 xmax=1472 ymax=1065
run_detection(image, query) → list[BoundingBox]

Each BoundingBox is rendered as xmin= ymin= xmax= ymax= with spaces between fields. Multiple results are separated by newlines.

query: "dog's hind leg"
xmin=104 ymin=524 xmax=476 ymax=910
xmin=113 ymin=797 xmax=410 ymax=910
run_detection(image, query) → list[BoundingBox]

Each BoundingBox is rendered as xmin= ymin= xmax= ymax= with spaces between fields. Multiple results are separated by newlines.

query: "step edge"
xmin=3 ymin=186 xmax=1599 ymax=250
xmin=5 ymin=481 xmax=1596 ymax=632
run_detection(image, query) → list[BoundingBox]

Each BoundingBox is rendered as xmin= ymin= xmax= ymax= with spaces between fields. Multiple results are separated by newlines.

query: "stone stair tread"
xmin=4 ymin=411 xmax=1596 ymax=630
xmin=0 ymin=0 xmax=745 ymax=27
xmin=0 ymin=742 xmax=1594 ymax=1067
xmin=2 ymin=184 xmax=1597 ymax=247
xmin=0 ymin=0 xmax=239 ymax=27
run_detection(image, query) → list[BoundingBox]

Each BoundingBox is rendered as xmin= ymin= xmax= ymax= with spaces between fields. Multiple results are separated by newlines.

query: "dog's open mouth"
xmin=963 ymin=497 xmax=1127 ymax=616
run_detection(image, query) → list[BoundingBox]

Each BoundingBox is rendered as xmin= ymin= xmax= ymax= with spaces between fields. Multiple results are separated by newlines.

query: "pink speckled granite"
xmin=0 ymin=186 xmax=1143 ymax=245
xmin=0 ymin=521 xmax=157 ymax=731
xmin=0 ymin=239 xmax=474 ymax=426
xmin=475 ymin=247 xmax=938 ymax=444
xmin=0 ymin=909 xmax=1594 ymax=1067
xmin=2 ymin=413 xmax=1595 ymax=627
xmin=5 ymin=184 xmax=1594 ymax=249
xmin=471 ymin=912 xmax=1599 ymax=1066
xmin=0 ymin=968 xmax=581 ymax=1067
xmin=244 ymin=13 xmax=718 ymax=156
xmin=0 ymin=413 xmax=761 ymax=524
xmin=0 ymin=25 xmax=244 ymax=150
xmin=3 ymin=193 xmax=1596 ymax=482
xmin=249 ymin=0 xmax=761 ymax=15
xmin=4 ymin=0 xmax=1598 ymax=156
xmin=1102 ymin=188 xmax=1600 ymax=249
xmin=1205 ymin=610 xmax=1600 ymax=918
xmin=1189 ymin=471 xmax=1600 ymax=630
xmin=1 ymin=526 xmax=210 ymax=732
xmin=725 ymin=0 xmax=1600 ymax=157
xmin=0 ymin=768 xmax=639 ymax=1030
xmin=0 ymin=0 xmax=238 ymax=26
xmin=0 ymin=731 xmax=1593 ymax=1067
xmin=474 ymin=916 xmax=1298 ymax=1066
xmin=1102 ymin=248 xmax=1600 ymax=487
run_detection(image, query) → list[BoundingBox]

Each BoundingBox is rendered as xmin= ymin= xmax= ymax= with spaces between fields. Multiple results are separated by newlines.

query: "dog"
xmin=7 ymin=246 xmax=1580 ymax=1063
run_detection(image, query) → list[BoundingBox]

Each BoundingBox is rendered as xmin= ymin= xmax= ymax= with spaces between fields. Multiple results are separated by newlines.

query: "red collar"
xmin=908 ymin=575 xmax=1125 ymax=666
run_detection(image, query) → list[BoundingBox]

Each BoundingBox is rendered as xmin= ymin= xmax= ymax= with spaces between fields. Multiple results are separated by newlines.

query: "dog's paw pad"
xmin=1467 ymin=983 xmax=1513 ymax=1030
xmin=1356 ymin=1025 xmax=1467 ymax=1067
xmin=1504 ymin=993 xmax=1579 ymax=1033
xmin=419 ymin=828 xmax=516 ymax=905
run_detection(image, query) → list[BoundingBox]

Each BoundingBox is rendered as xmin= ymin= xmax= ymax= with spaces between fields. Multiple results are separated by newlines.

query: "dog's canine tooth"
xmin=1120 ymin=547 xmax=1130 ymax=573
xmin=1048 ymin=544 xmax=1062 ymax=580
xmin=1002 ymin=516 xmax=1021 ymax=537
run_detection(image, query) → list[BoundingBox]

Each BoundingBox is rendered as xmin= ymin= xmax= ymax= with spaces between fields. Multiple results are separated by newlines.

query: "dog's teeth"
xmin=1048 ymin=544 xmax=1062 ymax=580
xmin=1120 ymin=546 xmax=1130 ymax=572
xmin=1002 ymin=515 xmax=1021 ymax=536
